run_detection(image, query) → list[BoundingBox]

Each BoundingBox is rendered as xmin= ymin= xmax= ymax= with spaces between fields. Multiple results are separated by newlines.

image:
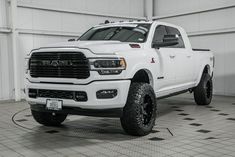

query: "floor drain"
xmin=149 ymin=137 xmax=165 ymax=141
xmin=178 ymin=113 xmax=189 ymax=116
xmin=218 ymin=113 xmax=229 ymax=116
xmin=190 ymin=123 xmax=202 ymax=126
xmin=226 ymin=118 xmax=235 ymax=121
xmin=205 ymin=137 xmax=217 ymax=140
xmin=197 ymin=129 xmax=211 ymax=133
xmin=210 ymin=109 xmax=220 ymax=112
xmin=183 ymin=118 xmax=195 ymax=121
xmin=45 ymin=130 xmax=59 ymax=134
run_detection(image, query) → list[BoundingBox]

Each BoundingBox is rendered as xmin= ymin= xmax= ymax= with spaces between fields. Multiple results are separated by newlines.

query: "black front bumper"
xmin=30 ymin=104 xmax=123 ymax=118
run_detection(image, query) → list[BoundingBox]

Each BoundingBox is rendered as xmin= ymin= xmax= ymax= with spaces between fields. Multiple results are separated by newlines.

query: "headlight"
xmin=90 ymin=58 xmax=126 ymax=75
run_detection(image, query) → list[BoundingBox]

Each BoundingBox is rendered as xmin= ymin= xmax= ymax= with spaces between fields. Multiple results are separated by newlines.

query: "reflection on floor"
xmin=0 ymin=94 xmax=235 ymax=157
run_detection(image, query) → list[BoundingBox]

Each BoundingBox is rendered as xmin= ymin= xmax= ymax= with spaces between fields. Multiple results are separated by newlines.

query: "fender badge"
xmin=151 ymin=58 xmax=155 ymax=63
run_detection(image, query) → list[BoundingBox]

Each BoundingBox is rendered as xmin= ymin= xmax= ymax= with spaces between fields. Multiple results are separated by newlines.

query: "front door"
xmin=152 ymin=25 xmax=177 ymax=95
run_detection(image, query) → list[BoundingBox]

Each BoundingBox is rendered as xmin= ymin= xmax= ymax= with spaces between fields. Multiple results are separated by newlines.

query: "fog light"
xmin=98 ymin=69 xmax=122 ymax=75
xmin=96 ymin=89 xmax=117 ymax=99
xmin=28 ymin=89 xmax=37 ymax=98
xmin=74 ymin=91 xmax=87 ymax=102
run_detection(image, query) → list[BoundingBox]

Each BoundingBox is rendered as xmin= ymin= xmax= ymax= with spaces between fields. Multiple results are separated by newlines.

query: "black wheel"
xmin=194 ymin=73 xmax=213 ymax=105
xmin=31 ymin=110 xmax=67 ymax=126
xmin=120 ymin=83 xmax=157 ymax=136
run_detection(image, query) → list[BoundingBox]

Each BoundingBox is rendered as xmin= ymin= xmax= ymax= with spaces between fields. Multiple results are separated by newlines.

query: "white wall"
xmin=0 ymin=0 xmax=145 ymax=101
xmin=153 ymin=0 xmax=235 ymax=96
xmin=0 ymin=0 xmax=13 ymax=100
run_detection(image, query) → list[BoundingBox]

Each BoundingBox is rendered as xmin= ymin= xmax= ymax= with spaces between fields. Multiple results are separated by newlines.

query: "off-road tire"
xmin=31 ymin=110 xmax=67 ymax=126
xmin=121 ymin=83 xmax=157 ymax=136
xmin=194 ymin=73 xmax=213 ymax=105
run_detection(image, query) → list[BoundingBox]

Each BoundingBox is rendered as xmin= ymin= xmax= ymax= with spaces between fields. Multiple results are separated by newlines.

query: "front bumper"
xmin=25 ymin=79 xmax=131 ymax=110
xmin=30 ymin=104 xmax=123 ymax=117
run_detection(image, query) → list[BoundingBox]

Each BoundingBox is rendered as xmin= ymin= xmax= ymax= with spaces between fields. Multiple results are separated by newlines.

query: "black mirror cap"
xmin=68 ymin=38 xmax=76 ymax=42
xmin=104 ymin=20 xmax=110 ymax=24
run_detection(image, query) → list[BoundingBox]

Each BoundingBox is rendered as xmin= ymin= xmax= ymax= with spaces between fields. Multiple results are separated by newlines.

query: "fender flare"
xmin=195 ymin=64 xmax=211 ymax=86
xmin=129 ymin=64 xmax=155 ymax=88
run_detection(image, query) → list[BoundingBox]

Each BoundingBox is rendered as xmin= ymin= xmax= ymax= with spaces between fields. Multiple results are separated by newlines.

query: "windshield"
xmin=79 ymin=24 xmax=151 ymax=43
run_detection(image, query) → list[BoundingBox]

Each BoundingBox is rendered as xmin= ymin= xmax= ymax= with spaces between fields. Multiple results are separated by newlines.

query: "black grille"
xmin=29 ymin=89 xmax=87 ymax=102
xmin=38 ymin=89 xmax=74 ymax=99
xmin=29 ymin=52 xmax=90 ymax=79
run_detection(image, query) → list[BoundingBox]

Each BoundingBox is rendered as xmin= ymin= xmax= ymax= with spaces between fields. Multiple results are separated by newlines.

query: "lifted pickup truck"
xmin=25 ymin=21 xmax=214 ymax=136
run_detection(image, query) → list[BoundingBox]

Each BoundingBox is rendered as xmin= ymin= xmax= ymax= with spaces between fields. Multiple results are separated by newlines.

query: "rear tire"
xmin=31 ymin=110 xmax=67 ymax=126
xmin=120 ymin=83 xmax=157 ymax=136
xmin=194 ymin=73 xmax=213 ymax=106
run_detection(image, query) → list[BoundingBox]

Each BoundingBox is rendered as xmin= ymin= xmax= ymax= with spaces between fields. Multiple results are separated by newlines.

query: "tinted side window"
xmin=152 ymin=25 xmax=167 ymax=43
xmin=166 ymin=26 xmax=185 ymax=48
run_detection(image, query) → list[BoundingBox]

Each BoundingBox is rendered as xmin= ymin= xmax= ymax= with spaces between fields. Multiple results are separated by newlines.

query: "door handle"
xmin=169 ymin=55 xmax=175 ymax=59
xmin=187 ymin=55 xmax=191 ymax=58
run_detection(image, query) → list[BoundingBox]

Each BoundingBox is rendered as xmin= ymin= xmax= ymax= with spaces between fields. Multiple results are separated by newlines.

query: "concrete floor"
xmin=0 ymin=94 xmax=235 ymax=157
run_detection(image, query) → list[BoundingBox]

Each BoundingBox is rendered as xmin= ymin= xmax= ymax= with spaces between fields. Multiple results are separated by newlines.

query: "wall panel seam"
xmin=188 ymin=27 xmax=235 ymax=37
xmin=0 ymin=27 xmax=12 ymax=33
xmin=17 ymin=2 xmax=146 ymax=20
xmin=18 ymin=28 xmax=81 ymax=37
xmin=15 ymin=27 xmax=235 ymax=37
xmin=153 ymin=4 xmax=235 ymax=19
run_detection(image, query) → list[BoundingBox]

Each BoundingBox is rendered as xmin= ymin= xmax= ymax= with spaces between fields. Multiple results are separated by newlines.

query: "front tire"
xmin=194 ymin=73 xmax=213 ymax=106
xmin=31 ymin=110 xmax=67 ymax=126
xmin=121 ymin=83 xmax=157 ymax=136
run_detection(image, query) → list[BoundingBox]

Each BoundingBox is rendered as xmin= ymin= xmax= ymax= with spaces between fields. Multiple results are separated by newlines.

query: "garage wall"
xmin=0 ymin=0 xmax=13 ymax=100
xmin=0 ymin=0 xmax=145 ymax=101
xmin=153 ymin=0 xmax=235 ymax=96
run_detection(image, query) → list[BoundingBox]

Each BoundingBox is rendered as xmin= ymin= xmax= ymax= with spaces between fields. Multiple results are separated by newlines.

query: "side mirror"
xmin=152 ymin=34 xmax=179 ymax=49
xmin=68 ymin=38 xmax=76 ymax=42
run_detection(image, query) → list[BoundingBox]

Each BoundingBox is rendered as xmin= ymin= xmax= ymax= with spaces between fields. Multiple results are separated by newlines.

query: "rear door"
xmin=165 ymin=26 xmax=194 ymax=86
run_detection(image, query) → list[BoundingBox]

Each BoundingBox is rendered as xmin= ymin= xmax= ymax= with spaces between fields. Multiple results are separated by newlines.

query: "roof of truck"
xmin=95 ymin=20 xmax=153 ymax=27
xmin=95 ymin=20 xmax=179 ymax=27
xmin=97 ymin=20 xmax=183 ymax=30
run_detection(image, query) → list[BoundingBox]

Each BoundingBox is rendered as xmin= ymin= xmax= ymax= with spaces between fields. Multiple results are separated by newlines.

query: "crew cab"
xmin=25 ymin=21 xmax=214 ymax=136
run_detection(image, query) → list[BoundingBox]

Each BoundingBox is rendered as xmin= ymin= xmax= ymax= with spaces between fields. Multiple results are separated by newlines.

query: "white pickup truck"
xmin=25 ymin=21 xmax=214 ymax=136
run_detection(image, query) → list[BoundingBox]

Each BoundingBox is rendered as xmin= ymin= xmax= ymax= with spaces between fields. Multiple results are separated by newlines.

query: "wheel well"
xmin=132 ymin=70 xmax=150 ymax=84
xmin=195 ymin=65 xmax=212 ymax=87
xmin=203 ymin=65 xmax=210 ymax=74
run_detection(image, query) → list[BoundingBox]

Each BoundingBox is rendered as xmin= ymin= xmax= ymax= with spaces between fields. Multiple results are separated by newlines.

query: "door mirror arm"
xmin=152 ymin=42 xmax=160 ymax=49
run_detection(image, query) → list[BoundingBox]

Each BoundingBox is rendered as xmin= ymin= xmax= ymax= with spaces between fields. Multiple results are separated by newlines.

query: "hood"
xmin=38 ymin=40 xmax=142 ymax=55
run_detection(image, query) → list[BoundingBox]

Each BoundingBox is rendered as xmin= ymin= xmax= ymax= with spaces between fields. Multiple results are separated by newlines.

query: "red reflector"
xmin=129 ymin=44 xmax=141 ymax=48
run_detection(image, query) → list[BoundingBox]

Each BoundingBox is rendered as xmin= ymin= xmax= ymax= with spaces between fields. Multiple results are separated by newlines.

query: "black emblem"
xmin=51 ymin=60 xmax=59 ymax=67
